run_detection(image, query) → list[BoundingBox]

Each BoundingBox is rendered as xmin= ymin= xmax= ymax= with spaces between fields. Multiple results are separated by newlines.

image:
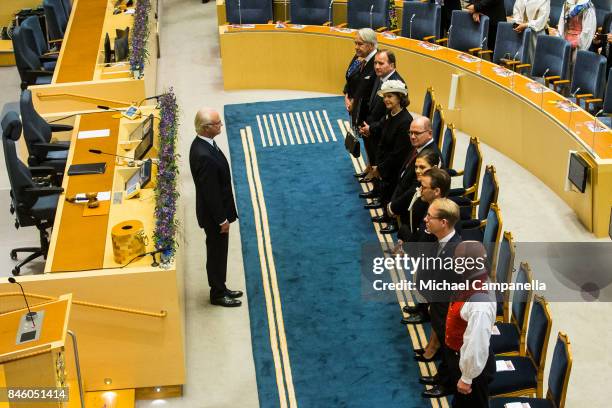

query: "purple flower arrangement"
xmin=153 ymin=89 xmax=180 ymax=261
xmin=129 ymin=0 xmax=151 ymax=75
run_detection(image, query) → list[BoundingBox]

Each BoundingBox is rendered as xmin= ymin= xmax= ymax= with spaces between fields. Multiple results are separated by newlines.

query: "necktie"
xmin=400 ymin=149 xmax=418 ymax=178
xmin=213 ymin=140 xmax=221 ymax=152
xmin=347 ymin=58 xmax=361 ymax=77
xmin=359 ymin=59 xmax=366 ymax=72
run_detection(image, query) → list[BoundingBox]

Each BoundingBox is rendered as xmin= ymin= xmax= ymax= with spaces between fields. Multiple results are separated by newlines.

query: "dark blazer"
xmin=189 ymin=137 xmax=238 ymax=231
xmin=389 ymin=140 xmax=442 ymax=216
xmin=376 ymin=108 xmax=413 ymax=182
xmin=471 ymin=0 xmax=506 ymax=47
xmin=352 ymin=55 xmax=377 ymax=127
xmin=343 ymin=55 xmax=361 ymax=99
xmin=418 ymin=232 xmax=463 ymax=303
xmin=365 ymin=71 xmax=405 ymax=139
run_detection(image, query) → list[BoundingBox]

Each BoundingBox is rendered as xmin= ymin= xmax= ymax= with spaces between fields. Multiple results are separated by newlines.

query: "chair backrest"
xmin=347 ymin=0 xmax=390 ymax=30
xmin=448 ymin=10 xmax=489 ymax=52
xmin=482 ymin=203 xmax=502 ymax=275
xmin=511 ymin=262 xmax=534 ymax=355
xmin=43 ymin=0 xmax=68 ymax=41
xmin=547 ymin=332 xmax=572 ymax=408
xmin=1 ymin=112 xmax=38 ymax=215
xmin=432 ymin=104 xmax=444 ymax=148
xmin=592 ymin=0 xmax=608 ymax=27
xmin=571 ymin=50 xmax=607 ymax=99
xmin=495 ymin=231 xmax=516 ymax=321
xmin=225 ymin=0 xmax=273 ymax=24
xmin=461 ymin=136 xmax=482 ymax=200
xmin=531 ymin=35 xmax=570 ymax=80
xmin=604 ymin=68 xmax=612 ymax=114
xmin=526 ymin=295 xmax=553 ymax=379
xmin=422 ymin=87 xmax=435 ymax=119
xmin=492 ymin=22 xmax=532 ymax=65
xmin=20 ymin=89 xmax=53 ymax=162
xmin=477 ymin=164 xmax=499 ymax=222
xmin=290 ymin=0 xmax=331 ymax=25
xmin=61 ymin=0 xmax=72 ymax=19
xmin=440 ymin=124 xmax=456 ymax=169
xmin=504 ymin=0 xmax=515 ymax=16
xmin=21 ymin=16 xmax=49 ymax=57
xmin=401 ymin=1 xmax=441 ymax=40
xmin=549 ymin=0 xmax=563 ymax=27
xmin=11 ymin=26 xmax=44 ymax=73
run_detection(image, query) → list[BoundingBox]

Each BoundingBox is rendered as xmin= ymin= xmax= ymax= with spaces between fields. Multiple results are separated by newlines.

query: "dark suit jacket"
xmin=365 ymin=71 xmax=405 ymax=139
xmin=389 ymin=140 xmax=442 ymax=216
xmin=189 ymin=136 xmax=238 ymax=231
xmin=343 ymin=55 xmax=361 ymax=99
xmin=376 ymin=108 xmax=413 ymax=182
xmin=471 ymin=0 xmax=506 ymax=32
xmin=418 ymin=232 xmax=463 ymax=303
xmin=352 ymin=55 xmax=377 ymax=126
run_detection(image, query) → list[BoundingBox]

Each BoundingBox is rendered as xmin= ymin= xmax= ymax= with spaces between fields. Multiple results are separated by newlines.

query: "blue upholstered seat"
xmin=530 ymin=35 xmax=570 ymax=84
xmin=431 ymin=105 xmax=444 ymax=148
xmin=225 ymin=0 xmax=273 ymax=24
xmin=494 ymin=232 xmax=515 ymax=322
xmin=290 ymin=0 xmax=331 ymax=25
xmin=459 ymin=165 xmax=498 ymax=236
xmin=448 ymin=137 xmax=482 ymax=203
xmin=493 ymin=22 xmax=532 ymax=65
xmin=422 ymin=87 xmax=435 ymax=119
xmin=566 ymin=51 xmax=607 ymax=112
xmin=447 ymin=10 xmax=489 ymax=52
xmin=490 ymin=355 xmax=538 ymax=395
xmin=440 ymin=125 xmax=456 ymax=169
xmin=491 ymin=322 xmax=520 ymax=354
xmin=43 ymin=0 xmax=68 ymax=41
xmin=347 ymin=0 xmax=390 ymax=30
xmin=401 ymin=1 xmax=441 ymax=40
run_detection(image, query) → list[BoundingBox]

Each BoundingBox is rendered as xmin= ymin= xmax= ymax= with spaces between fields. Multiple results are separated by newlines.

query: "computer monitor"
xmin=133 ymin=117 xmax=154 ymax=161
xmin=129 ymin=114 xmax=153 ymax=141
xmin=568 ymin=152 xmax=589 ymax=193
xmin=124 ymin=159 xmax=152 ymax=191
xmin=104 ymin=33 xmax=112 ymax=64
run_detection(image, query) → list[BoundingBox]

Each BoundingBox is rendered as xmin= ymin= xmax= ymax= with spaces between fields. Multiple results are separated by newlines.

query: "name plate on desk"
xmin=418 ymin=41 xmax=441 ymax=51
xmin=78 ymin=129 xmax=110 ymax=139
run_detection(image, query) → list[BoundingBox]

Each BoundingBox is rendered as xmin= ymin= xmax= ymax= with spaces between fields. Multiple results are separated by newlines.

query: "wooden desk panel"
xmin=50 ymin=112 xmax=119 ymax=272
xmin=54 ymin=0 xmax=107 ymax=83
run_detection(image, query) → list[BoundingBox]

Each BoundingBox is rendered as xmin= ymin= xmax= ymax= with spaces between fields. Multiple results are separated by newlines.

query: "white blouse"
xmin=557 ymin=0 xmax=597 ymax=50
xmin=513 ymin=0 xmax=551 ymax=33
xmin=458 ymin=299 xmax=496 ymax=384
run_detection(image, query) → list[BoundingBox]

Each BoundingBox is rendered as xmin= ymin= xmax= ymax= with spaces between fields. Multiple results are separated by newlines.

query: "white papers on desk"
xmin=418 ymin=41 xmax=441 ymax=51
xmin=230 ymin=24 xmax=255 ymax=29
xmin=74 ymin=191 xmax=111 ymax=202
xmin=330 ymin=27 xmax=354 ymax=33
xmin=585 ymin=121 xmax=610 ymax=132
xmin=457 ymin=53 xmax=479 ymax=63
xmin=491 ymin=325 xmax=501 ymax=335
xmin=124 ymin=8 xmax=135 ymax=14
xmin=493 ymin=66 xmax=514 ymax=77
xmin=526 ymin=82 xmax=550 ymax=94
xmin=78 ymin=129 xmax=110 ymax=139
xmin=496 ymin=360 xmax=516 ymax=372
xmin=290 ymin=24 xmax=306 ymax=29
xmin=504 ymin=403 xmax=531 ymax=408
xmin=555 ymin=100 xmax=579 ymax=112
xmin=381 ymin=32 xmax=398 ymax=40
xmin=275 ymin=22 xmax=287 ymax=29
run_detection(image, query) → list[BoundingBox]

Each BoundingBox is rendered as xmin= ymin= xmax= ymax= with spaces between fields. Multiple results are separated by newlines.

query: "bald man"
xmin=189 ymin=108 xmax=242 ymax=307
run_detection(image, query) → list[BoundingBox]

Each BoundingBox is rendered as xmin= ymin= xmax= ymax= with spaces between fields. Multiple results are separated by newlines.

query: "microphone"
xmin=570 ymin=87 xmax=581 ymax=98
xmin=137 ymin=94 xmax=164 ymax=107
xmin=593 ymin=109 xmax=604 ymax=132
xmin=123 ymin=247 xmax=171 ymax=268
xmin=447 ymin=24 xmax=452 ymax=42
xmin=8 ymin=277 xmax=36 ymax=327
xmin=480 ymin=36 xmax=487 ymax=50
xmin=542 ymin=67 xmax=550 ymax=79
xmin=369 ymin=4 xmax=374 ymax=29
xmin=47 ymin=106 xmax=118 ymax=124
xmin=89 ymin=149 xmax=158 ymax=166
xmin=238 ymin=0 xmax=242 ymax=26
xmin=409 ymin=13 xmax=416 ymax=39
xmin=513 ymin=50 xmax=520 ymax=61
xmin=328 ymin=0 xmax=334 ymax=26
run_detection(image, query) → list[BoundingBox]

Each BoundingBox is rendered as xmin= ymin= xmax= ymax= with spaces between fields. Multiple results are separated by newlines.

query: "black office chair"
xmin=554 ymin=50 xmax=607 ymax=111
xmin=440 ymin=10 xmax=489 ymax=55
xmin=492 ymin=22 xmax=532 ymax=66
xmin=20 ymin=89 xmax=72 ymax=175
xmin=225 ymin=0 xmax=273 ymax=24
xmin=347 ymin=0 xmax=390 ymax=30
xmin=1 ymin=112 xmax=63 ymax=276
xmin=401 ymin=1 xmax=441 ymax=41
xmin=585 ymin=68 xmax=612 ymax=127
xmin=20 ymin=16 xmax=58 ymax=70
xmin=43 ymin=0 xmax=68 ymax=41
xmin=518 ymin=35 xmax=571 ymax=87
xmin=290 ymin=0 xmax=332 ymax=25
xmin=11 ymin=25 xmax=54 ymax=90
xmin=61 ymin=0 xmax=72 ymax=20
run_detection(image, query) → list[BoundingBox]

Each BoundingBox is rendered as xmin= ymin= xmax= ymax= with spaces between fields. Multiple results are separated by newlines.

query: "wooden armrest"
xmin=503 ymin=60 xmax=520 ymax=66
xmin=454 ymin=170 xmax=465 ymax=176
xmin=575 ymin=93 xmax=593 ymax=100
xmin=463 ymin=185 xmax=477 ymax=195
xmin=42 ymin=51 xmax=60 ymax=56
xmin=544 ymin=75 xmax=560 ymax=86
xmin=515 ymin=63 xmax=531 ymax=71
xmin=337 ymin=23 xmax=347 ymax=28
xmin=479 ymin=219 xmax=487 ymax=228
xmin=422 ymin=35 xmax=435 ymax=41
xmin=553 ymin=79 xmax=570 ymax=85
xmin=585 ymin=98 xmax=603 ymax=104
xmin=389 ymin=28 xmax=401 ymax=34
xmin=435 ymin=37 xmax=448 ymax=45
xmin=267 ymin=20 xmax=273 ymax=24
xmin=323 ymin=21 xmax=331 ymax=26
xmin=470 ymin=199 xmax=481 ymax=207
xmin=478 ymin=50 xmax=493 ymax=55
xmin=48 ymin=39 xmax=62 ymax=43
xmin=376 ymin=27 xmax=388 ymax=33
xmin=468 ymin=47 xmax=482 ymax=54
xmin=584 ymin=98 xmax=603 ymax=112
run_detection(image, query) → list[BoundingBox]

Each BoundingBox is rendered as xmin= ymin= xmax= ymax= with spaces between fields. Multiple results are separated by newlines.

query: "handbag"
xmin=344 ymin=129 xmax=361 ymax=158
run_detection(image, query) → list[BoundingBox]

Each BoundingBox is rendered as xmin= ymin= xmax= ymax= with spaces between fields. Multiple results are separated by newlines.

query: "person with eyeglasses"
xmin=189 ymin=108 xmax=242 ymax=307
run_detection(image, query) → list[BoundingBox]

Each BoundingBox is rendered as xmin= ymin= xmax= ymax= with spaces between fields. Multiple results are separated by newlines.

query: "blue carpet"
xmin=225 ymin=96 xmax=428 ymax=408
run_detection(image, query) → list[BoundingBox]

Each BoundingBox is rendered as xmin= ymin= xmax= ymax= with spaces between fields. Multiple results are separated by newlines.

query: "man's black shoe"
xmin=419 ymin=375 xmax=438 ymax=385
xmin=414 ymin=350 xmax=440 ymax=362
xmin=371 ymin=215 xmax=390 ymax=223
xmin=403 ymin=304 xmax=426 ymax=314
xmin=364 ymin=200 xmax=383 ymax=209
xmin=225 ymin=289 xmax=243 ymax=299
xmin=414 ymin=348 xmax=426 ymax=355
xmin=211 ymin=296 xmax=242 ymax=307
xmin=359 ymin=177 xmax=373 ymax=184
xmin=359 ymin=191 xmax=379 ymax=199
xmin=421 ymin=385 xmax=452 ymax=398
xmin=401 ymin=311 xmax=430 ymax=324
xmin=380 ymin=224 xmax=398 ymax=234
xmin=354 ymin=171 xmax=368 ymax=178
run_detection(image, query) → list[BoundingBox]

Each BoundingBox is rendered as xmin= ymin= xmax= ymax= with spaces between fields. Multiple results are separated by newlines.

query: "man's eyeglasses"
xmin=409 ymin=129 xmax=429 ymax=136
xmin=206 ymin=121 xmax=223 ymax=127
xmin=425 ymin=212 xmax=442 ymax=220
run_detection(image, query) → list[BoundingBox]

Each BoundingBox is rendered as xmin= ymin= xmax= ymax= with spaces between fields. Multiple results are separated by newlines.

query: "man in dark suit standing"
xmin=189 ymin=108 xmax=242 ymax=307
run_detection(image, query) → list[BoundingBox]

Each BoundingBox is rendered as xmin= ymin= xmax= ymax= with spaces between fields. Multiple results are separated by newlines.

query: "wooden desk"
xmin=219 ymin=24 xmax=612 ymax=237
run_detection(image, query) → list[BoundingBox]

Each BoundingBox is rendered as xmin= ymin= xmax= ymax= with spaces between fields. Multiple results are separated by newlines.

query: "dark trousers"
xmin=447 ymin=348 xmax=495 ymax=408
xmin=204 ymin=225 xmax=229 ymax=299
xmin=430 ymin=302 xmax=452 ymax=388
